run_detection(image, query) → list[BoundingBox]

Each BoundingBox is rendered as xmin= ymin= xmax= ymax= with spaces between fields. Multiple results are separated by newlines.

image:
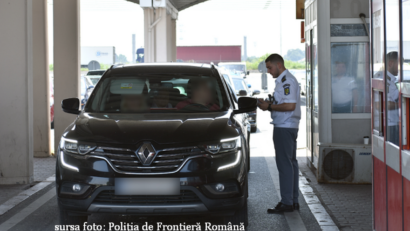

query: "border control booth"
xmin=303 ymin=0 xmax=372 ymax=184
xmin=371 ymin=0 xmax=410 ymax=230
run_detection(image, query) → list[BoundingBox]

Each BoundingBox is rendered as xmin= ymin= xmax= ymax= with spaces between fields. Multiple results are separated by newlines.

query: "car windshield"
xmin=233 ymin=78 xmax=246 ymax=91
xmin=85 ymin=74 xmax=229 ymax=113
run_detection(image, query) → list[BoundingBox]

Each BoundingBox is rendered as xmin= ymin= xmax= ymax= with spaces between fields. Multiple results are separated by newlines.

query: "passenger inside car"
xmin=176 ymin=78 xmax=220 ymax=111
xmin=151 ymin=88 xmax=173 ymax=108
xmin=120 ymin=94 xmax=148 ymax=112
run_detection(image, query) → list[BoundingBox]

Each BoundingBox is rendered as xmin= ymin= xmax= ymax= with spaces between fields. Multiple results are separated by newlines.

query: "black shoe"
xmin=267 ymin=202 xmax=294 ymax=213
xmin=293 ymin=203 xmax=300 ymax=210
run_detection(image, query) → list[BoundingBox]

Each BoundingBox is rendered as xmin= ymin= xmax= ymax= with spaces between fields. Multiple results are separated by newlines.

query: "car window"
xmin=223 ymin=74 xmax=231 ymax=85
xmin=233 ymin=78 xmax=246 ymax=91
xmin=86 ymin=74 xmax=229 ymax=113
xmin=226 ymin=82 xmax=238 ymax=105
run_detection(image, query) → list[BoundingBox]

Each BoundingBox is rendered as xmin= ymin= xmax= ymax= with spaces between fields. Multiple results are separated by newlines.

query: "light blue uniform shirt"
xmin=271 ymin=70 xmax=301 ymax=128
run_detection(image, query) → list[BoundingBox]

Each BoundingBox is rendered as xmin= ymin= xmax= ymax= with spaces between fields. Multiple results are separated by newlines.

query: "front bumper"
xmin=56 ymin=149 xmax=247 ymax=217
xmin=59 ymin=185 xmax=245 ymax=216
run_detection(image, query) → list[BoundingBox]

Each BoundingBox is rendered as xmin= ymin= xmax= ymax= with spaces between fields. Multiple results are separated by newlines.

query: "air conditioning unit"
xmin=317 ymin=143 xmax=372 ymax=184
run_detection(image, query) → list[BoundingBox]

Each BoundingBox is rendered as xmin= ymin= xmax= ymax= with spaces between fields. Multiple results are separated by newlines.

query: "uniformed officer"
xmin=386 ymin=51 xmax=400 ymax=146
xmin=257 ymin=54 xmax=301 ymax=213
xmin=331 ymin=61 xmax=359 ymax=113
xmin=373 ymin=51 xmax=399 ymax=146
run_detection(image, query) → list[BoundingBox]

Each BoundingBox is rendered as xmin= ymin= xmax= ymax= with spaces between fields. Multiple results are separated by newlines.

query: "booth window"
xmin=401 ymin=0 xmax=410 ymax=149
xmin=313 ymin=27 xmax=319 ymax=113
xmin=372 ymin=5 xmax=384 ymax=79
xmin=373 ymin=91 xmax=384 ymax=136
xmin=331 ymin=43 xmax=371 ymax=113
xmin=385 ymin=0 xmax=400 ymax=146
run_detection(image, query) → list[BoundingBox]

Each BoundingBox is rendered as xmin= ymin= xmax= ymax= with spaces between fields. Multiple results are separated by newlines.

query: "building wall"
xmin=176 ymin=46 xmax=242 ymax=64
xmin=0 ymin=0 xmax=33 ymax=184
xmin=332 ymin=119 xmax=372 ymax=144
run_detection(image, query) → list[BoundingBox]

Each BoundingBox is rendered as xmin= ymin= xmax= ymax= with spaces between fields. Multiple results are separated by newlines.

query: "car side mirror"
xmin=252 ymin=90 xmax=260 ymax=96
xmin=238 ymin=90 xmax=247 ymax=96
xmin=247 ymin=71 xmax=250 ymax=75
xmin=234 ymin=97 xmax=257 ymax=114
xmin=62 ymin=98 xmax=81 ymax=114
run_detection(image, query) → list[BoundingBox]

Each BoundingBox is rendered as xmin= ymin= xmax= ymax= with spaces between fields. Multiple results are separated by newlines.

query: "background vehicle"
xmin=136 ymin=48 xmax=144 ymax=63
xmin=222 ymin=71 xmax=260 ymax=132
xmin=290 ymin=69 xmax=306 ymax=95
xmin=218 ymin=62 xmax=249 ymax=79
xmin=57 ymin=63 xmax=256 ymax=227
xmin=231 ymin=76 xmax=259 ymax=132
xmin=85 ymin=69 xmax=106 ymax=85
xmin=80 ymin=76 xmax=94 ymax=109
xmin=81 ymin=46 xmax=115 ymax=70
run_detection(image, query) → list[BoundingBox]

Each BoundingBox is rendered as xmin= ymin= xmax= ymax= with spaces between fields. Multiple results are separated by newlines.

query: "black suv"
xmin=56 ymin=63 xmax=257 ymax=228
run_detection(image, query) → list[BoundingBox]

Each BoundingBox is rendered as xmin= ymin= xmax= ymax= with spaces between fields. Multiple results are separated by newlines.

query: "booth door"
xmin=306 ymin=28 xmax=318 ymax=166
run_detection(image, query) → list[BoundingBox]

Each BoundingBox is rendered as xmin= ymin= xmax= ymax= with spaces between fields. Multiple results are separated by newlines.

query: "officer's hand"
xmin=257 ymin=98 xmax=269 ymax=111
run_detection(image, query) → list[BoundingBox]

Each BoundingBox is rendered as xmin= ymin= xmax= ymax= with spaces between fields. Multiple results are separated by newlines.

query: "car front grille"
xmin=90 ymin=146 xmax=205 ymax=174
xmin=94 ymin=190 xmax=201 ymax=204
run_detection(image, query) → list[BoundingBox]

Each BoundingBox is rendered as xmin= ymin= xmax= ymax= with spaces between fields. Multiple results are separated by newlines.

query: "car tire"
xmin=251 ymin=125 xmax=257 ymax=133
xmin=59 ymin=207 xmax=88 ymax=229
xmin=222 ymin=197 xmax=248 ymax=228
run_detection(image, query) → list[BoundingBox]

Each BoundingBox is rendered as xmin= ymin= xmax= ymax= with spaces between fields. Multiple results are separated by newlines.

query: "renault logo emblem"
xmin=136 ymin=143 xmax=156 ymax=166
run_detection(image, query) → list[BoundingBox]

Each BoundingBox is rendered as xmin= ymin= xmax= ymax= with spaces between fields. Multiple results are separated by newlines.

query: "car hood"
xmin=64 ymin=111 xmax=239 ymax=146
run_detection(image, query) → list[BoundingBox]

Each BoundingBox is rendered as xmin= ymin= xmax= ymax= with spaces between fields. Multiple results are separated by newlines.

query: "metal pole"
xmin=132 ymin=34 xmax=136 ymax=63
xmin=244 ymin=36 xmax=248 ymax=61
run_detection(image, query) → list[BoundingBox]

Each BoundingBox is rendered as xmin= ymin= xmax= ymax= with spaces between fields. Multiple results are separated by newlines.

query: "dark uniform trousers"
xmin=273 ymin=127 xmax=299 ymax=206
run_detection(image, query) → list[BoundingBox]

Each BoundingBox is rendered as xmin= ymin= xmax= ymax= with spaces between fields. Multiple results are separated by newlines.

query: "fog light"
xmin=72 ymin=184 xmax=81 ymax=192
xmin=215 ymin=183 xmax=225 ymax=192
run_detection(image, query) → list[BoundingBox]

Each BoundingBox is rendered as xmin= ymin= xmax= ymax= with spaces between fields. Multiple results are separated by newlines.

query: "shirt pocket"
xmin=274 ymin=90 xmax=284 ymax=104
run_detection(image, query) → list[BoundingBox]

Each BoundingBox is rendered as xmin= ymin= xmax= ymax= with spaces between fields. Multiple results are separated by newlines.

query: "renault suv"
xmin=56 ymin=63 xmax=257 ymax=228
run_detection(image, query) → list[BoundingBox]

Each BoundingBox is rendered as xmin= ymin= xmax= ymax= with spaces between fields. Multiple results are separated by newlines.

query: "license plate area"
xmin=115 ymin=178 xmax=180 ymax=195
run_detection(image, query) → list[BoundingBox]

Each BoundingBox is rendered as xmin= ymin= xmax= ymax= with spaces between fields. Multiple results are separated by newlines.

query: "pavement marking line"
xmin=0 ymin=175 xmax=55 ymax=216
xmin=0 ymin=187 xmax=56 ymax=230
xmin=264 ymin=156 xmax=308 ymax=231
xmin=298 ymin=172 xmax=339 ymax=231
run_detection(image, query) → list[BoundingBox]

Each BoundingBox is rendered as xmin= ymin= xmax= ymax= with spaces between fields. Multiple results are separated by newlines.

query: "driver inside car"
xmin=176 ymin=78 xmax=220 ymax=111
xmin=120 ymin=94 xmax=148 ymax=112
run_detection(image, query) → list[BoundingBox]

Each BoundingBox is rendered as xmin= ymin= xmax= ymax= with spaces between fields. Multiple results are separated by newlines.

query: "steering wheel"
xmin=182 ymin=103 xmax=210 ymax=111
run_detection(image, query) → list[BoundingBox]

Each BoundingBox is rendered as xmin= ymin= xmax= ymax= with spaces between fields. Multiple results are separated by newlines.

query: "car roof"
xmin=109 ymin=63 xmax=215 ymax=75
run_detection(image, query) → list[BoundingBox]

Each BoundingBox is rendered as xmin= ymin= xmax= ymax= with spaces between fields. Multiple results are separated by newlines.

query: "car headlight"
xmin=60 ymin=137 xmax=95 ymax=155
xmin=205 ymin=137 xmax=241 ymax=154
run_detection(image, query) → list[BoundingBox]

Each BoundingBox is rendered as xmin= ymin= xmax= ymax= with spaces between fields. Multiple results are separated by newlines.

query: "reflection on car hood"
xmin=64 ymin=111 xmax=239 ymax=145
